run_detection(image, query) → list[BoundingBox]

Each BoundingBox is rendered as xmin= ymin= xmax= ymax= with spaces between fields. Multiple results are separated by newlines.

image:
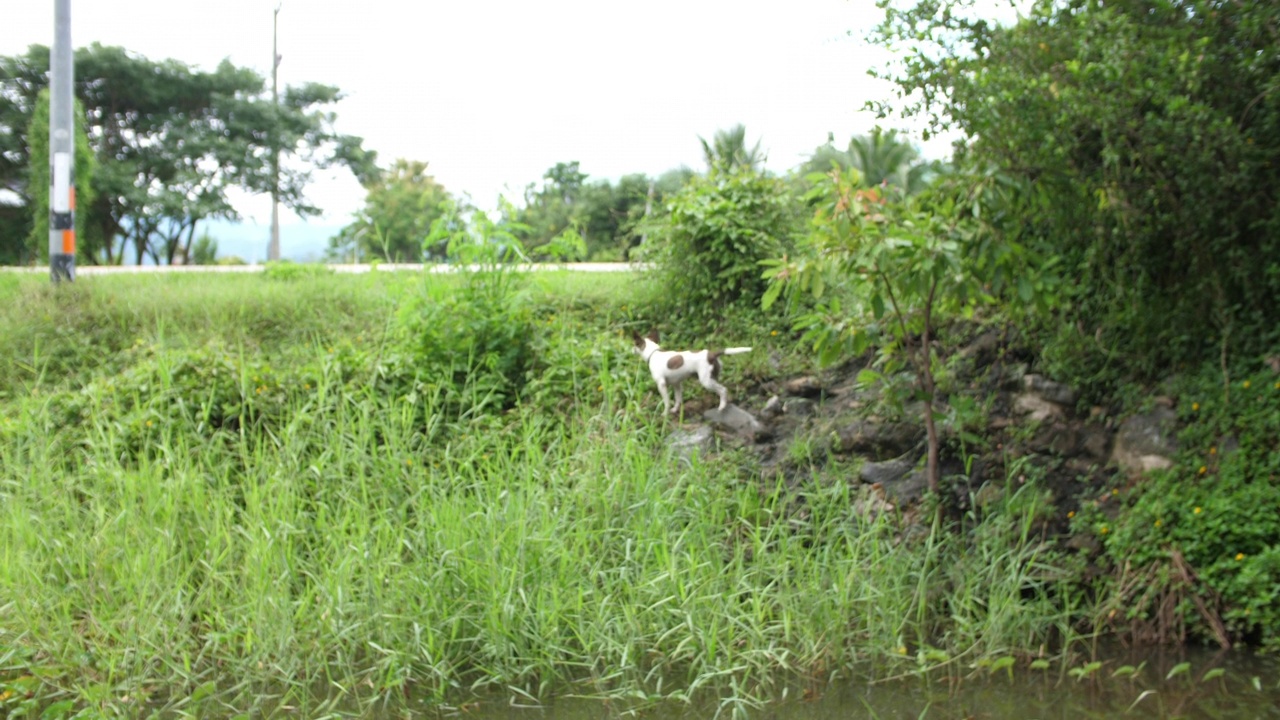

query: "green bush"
xmin=1079 ymin=366 xmax=1280 ymax=649
xmin=639 ymin=169 xmax=799 ymax=326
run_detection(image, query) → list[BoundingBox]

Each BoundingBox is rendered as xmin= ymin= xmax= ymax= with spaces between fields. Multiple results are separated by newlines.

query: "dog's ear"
xmin=631 ymin=331 xmax=645 ymax=349
xmin=646 ymin=329 xmax=660 ymax=343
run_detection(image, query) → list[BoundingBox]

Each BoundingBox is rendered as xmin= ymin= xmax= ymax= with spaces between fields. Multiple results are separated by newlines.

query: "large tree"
xmin=327 ymin=159 xmax=454 ymax=262
xmin=699 ymin=124 xmax=765 ymax=174
xmin=803 ymin=127 xmax=942 ymax=194
xmin=870 ymin=0 xmax=1280 ymax=385
xmin=0 ymin=43 xmax=377 ymax=265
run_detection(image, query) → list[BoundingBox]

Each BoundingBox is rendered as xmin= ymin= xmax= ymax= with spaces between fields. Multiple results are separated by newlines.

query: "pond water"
xmin=405 ymin=647 xmax=1280 ymax=720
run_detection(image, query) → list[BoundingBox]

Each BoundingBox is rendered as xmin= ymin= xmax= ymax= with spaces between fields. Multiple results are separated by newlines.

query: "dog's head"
xmin=631 ymin=330 xmax=660 ymax=355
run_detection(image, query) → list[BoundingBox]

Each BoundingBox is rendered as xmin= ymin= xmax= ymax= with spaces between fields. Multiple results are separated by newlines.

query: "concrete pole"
xmin=268 ymin=3 xmax=282 ymax=261
xmin=49 ymin=0 xmax=75 ymax=282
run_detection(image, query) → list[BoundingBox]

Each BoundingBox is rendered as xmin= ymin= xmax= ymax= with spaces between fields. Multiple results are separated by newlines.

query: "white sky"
xmin=2 ymin=0 xmax=969 ymax=228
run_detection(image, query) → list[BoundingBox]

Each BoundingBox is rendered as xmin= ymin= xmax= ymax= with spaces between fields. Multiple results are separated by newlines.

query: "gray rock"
xmin=833 ymin=420 xmax=924 ymax=460
xmin=783 ymin=397 xmax=815 ymax=416
xmin=1014 ymin=393 xmax=1065 ymax=423
xmin=784 ymin=376 xmax=824 ymax=398
xmin=703 ymin=404 xmax=763 ymax=438
xmin=667 ymin=425 xmax=714 ymax=462
xmin=761 ymin=395 xmax=783 ymax=418
xmin=859 ymin=454 xmax=916 ymax=486
xmin=1110 ymin=406 xmax=1178 ymax=474
xmin=1024 ymin=374 xmax=1079 ymax=407
xmin=858 ymin=453 xmax=930 ymax=506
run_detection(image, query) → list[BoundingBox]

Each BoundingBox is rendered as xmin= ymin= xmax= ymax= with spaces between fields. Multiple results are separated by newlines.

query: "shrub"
xmin=639 ymin=169 xmax=799 ymax=326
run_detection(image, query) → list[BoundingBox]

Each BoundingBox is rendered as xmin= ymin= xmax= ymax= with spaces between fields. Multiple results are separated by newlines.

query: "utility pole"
xmin=49 ymin=0 xmax=75 ymax=282
xmin=268 ymin=2 xmax=282 ymax=261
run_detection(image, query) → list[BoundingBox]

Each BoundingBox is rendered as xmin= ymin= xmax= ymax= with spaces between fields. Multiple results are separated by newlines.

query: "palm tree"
xmin=699 ymin=124 xmax=765 ymax=174
xmin=804 ymin=127 xmax=943 ymax=194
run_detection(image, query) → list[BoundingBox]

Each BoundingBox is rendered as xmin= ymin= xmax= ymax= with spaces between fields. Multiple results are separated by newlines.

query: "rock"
xmin=999 ymin=363 xmax=1029 ymax=391
xmin=1030 ymin=420 xmax=1079 ymax=456
xmin=783 ymin=376 xmax=824 ymax=398
xmin=1014 ymin=393 xmax=1065 ymax=423
xmin=761 ymin=395 xmax=783 ymax=419
xmin=1024 ymin=374 xmax=1079 ymax=407
xmin=832 ymin=420 xmax=924 ymax=460
xmin=1110 ymin=406 xmax=1178 ymax=474
xmin=783 ymin=397 xmax=815 ymax=416
xmin=667 ymin=425 xmax=714 ymax=463
xmin=1079 ymin=425 xmax=1112 ymax=461
xmin=859 ymin=454 xmax=916 ymax=486
xmin=703 ymin=404 xmax=763 ymax=438
xmin=959 ymin=329 xmax=1001 ymax=361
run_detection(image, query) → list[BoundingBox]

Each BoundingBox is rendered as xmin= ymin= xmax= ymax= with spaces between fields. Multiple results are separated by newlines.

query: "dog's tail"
xmin=720 ymin=346 xmax=752 ymax=355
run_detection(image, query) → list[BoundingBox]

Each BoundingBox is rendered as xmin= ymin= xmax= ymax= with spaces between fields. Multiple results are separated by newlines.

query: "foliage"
xmin=641 ymin=168 xmax=799 ymax=326
xmin=1079 ymin=366 xmax=1280 ymax=651
xmin=869 ymin=0 xmax=1280 ymax=394
xmin=189 ymin=232 xmax=218 ymax=265
xmin=508 ymin=162 xmax=659 ymax=260
xmin=261 ymin=259 xmax=334 ymax=281
xmin=764 ymin=166 xmax=1046 ymax=492
xmin=699 ymin=123 xmax=765 ymax=173
xmin=327 ymin=159 xmax=456 ymax=263
xmin=23 ymin=90 xmax=99 ymax=263
xmin=0 ymin=43 xmax=377 ymax=265
xmin=802 ymin=127 xmax=944 ymax=194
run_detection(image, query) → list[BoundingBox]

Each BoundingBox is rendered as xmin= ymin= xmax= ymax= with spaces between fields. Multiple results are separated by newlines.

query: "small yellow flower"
xmin=304 ymin=384 xmax=311 ymax=390
xmin=1274 ymin=382 xmax=1280 ymax=390
xmin=597 ymin=385 xmax=603 ymax=392
xmin=770 ymin=330 xmax=778 ymax=336
xmin=405 ymin=459 xmax=412 ymax=466
xmin=1194 ymin=507 xmax=1202 ymax=514
xmin=1191 ymin=402 xmax=1200 ymax=411
xmin=1209 ymin=446 xmax=1217 ymax=455
xmin=1067 ymin=511 xmax=1075 ymax=519
xmin=1100 ymin=526 xmax=1109 ymax=535
xmin=1242 ymin=380 xmax=1251 ymax=389
xmin=1112 ymin=488 xmax=1119 ymax=496
xmin=1235 ymin=553 xmax=1245 ymax=561
xmin=1154 ymin=519 xmax=1162 ymax=527
xmin=898 ymin=645 xmax=908 ymax=655
xmin=145 ymin=420 xmax=153 ymax=427
xmin=1198 ymin=465 xmax=1207 ymax=475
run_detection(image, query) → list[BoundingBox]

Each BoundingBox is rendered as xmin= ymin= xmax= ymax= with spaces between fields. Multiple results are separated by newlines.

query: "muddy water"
xmin=416 ymin=648 xmax=1280 ymax=720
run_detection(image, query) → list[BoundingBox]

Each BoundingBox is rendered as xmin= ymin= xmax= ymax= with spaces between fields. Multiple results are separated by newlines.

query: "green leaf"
xmin=1029 ymin=659 xmax=1051 ymax=670
xmin=1200 ymin=668 xmax=1225 ymax=682
xmin=871 ymin=293 xmax=886 ymax=319
xmin=1166 ymin=662 xmax=1191 ymax=680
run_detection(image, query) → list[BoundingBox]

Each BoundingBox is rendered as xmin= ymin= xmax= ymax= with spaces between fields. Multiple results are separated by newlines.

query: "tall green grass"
xmin=0 ymin=270 xmax=1087 ymax=718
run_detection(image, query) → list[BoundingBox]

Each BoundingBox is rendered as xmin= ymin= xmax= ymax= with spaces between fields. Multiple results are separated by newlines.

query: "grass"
xmin=0 ymin=268 xmax=1090 ymax=718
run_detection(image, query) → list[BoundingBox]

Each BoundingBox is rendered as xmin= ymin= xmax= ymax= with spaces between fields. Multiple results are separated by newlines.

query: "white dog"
xmin=632 ymin=330 xmax=752 ymax=415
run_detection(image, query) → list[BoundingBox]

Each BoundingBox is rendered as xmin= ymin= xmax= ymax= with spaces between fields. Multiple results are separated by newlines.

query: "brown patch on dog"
xmin=707 ymin=350 xmax=723 ymax=378
xmin=632 ymin=332 xmax=646 ymax=351
xmin=666 ymin=355 xmax=685 ymax=370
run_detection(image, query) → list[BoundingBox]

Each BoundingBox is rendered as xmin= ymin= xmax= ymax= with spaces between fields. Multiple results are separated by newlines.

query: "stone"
xmin=1110 ymin=406 xmax=1178 ymax=474
xmin=783 ymin=376 xmax=824 ymax=398
xmin=832 ymin=420 xmax=924 ymax=460
xmin=1023 ymin=374 xmax=1079 ymax=407
xmin=1014 ymin=393 xmax=1065 ymax=423
xmin=667 ymin=425 xmax=714 ymax=463
xmin=1080 ymin=425 xmax=1112 ymax=461
xmin=783 ymin=397 xmax=815 ymax=416
xmin=859 ymin=454 xmax=916 ymax=486
xmin=703 ymin=404 xmax=763 ymax=438
xmin=761 ymin=395 xmax=783 ymax=418
xmin=1030 ymin=420 xmax=1080 ymax=456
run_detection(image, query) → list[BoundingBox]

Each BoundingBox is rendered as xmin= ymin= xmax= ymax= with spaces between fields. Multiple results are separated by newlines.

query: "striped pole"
xmin=49 ymin=0 xmax=75 ymax=282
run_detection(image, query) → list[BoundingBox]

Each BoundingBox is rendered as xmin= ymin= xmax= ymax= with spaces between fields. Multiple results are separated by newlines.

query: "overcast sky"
xmin=3 ymin=0 xmax=968 ymax=230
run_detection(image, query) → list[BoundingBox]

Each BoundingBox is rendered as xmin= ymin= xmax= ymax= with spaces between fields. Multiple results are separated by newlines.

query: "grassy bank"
xmin=1 ymin=269 xmax=1086 ymax=717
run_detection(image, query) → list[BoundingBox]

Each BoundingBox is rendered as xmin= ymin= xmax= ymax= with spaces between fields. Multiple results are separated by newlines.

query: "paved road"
xmin=1 ymin=262 xmax=644 ymax=275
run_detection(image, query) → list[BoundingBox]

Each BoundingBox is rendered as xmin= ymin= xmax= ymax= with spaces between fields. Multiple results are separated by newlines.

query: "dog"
xmin=632 ymin=330 xmax=752 ymax=415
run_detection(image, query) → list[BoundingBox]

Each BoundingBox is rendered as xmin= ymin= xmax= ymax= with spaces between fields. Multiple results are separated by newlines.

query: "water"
xmin=406 ymin=648 xmax=1280 ymax=720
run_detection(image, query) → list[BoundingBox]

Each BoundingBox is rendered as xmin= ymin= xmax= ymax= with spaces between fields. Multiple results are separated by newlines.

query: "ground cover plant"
xmin=0 ymin=268 xmax=1095 ymax=718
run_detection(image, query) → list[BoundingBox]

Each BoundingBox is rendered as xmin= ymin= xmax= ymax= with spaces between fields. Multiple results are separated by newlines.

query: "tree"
xmin=1 ymin=44 xmax=378 ymax=265
xmin=804 ymin=127 xmax=942 ymax=194
xmin=508 ymin=163 xmax=658 ymax=260
xmin=869 ymin=0 xmax=1280 ymax=388
xmin=699 ymin=124 xmax=765 ymax=174
xmin=25 ymin=89 xmax=98 ymax=262
xmin=328 ymin=159 xmax=454 ymax=262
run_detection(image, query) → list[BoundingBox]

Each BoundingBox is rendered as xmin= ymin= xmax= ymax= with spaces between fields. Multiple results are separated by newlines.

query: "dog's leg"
xmin=701 ymin=375 xmax=730 ymax=411
xmin=657 ymin=378 xmax=671 ymax=415
xmin=672 ymin=382 xmax=684 ymax=415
